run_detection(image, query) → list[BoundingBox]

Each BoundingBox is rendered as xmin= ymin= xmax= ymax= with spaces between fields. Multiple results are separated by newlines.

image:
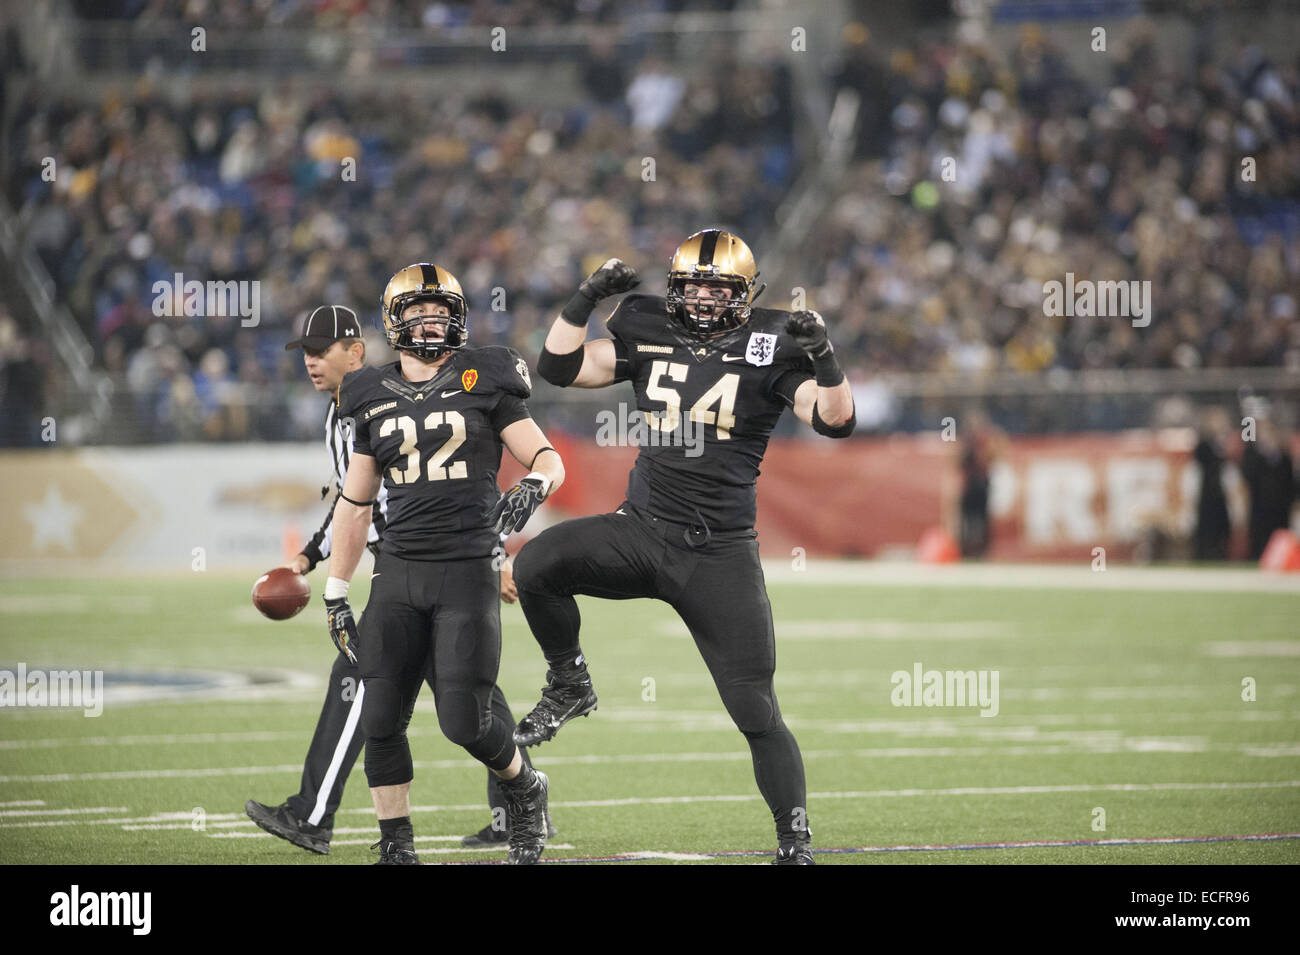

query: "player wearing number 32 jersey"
xmin=327 ymin=263 xmax=563 ymax=865
xmin=512 ymin=229 xmax=856 ymax=864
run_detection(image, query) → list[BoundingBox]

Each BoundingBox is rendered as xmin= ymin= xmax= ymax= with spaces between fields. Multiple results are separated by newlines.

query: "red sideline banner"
xmin=504 ymin=430 xmax=1286 ymax=561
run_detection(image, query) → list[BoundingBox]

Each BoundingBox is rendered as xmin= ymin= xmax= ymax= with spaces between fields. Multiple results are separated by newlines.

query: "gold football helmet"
xmin=381 ymin=263 xmax=468 ymax=359
xmin=666 ymin=229 xmax=765 ymax=337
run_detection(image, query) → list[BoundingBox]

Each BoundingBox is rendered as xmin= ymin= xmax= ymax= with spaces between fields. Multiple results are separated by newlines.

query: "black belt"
xmin=621 ymin=502 xmax=754 ymax=549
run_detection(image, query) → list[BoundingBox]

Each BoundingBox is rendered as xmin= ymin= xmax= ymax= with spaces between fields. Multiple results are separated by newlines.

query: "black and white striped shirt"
xmin=300 ymin=400 xmax=389 ymax=570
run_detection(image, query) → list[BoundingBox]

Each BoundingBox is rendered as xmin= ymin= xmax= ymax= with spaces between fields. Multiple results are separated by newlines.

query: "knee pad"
xmin=363 ymin=734 xmax=413 ymax=788
xmin=360 ymin=678 xmax=404 ymax=741
xmin=436 ymin=689 xmax=489 ymax=750
xmin=512 ymin=537 xmax=562 ymax=594
xmin=724 ymin=685 xmax=782 ymax=738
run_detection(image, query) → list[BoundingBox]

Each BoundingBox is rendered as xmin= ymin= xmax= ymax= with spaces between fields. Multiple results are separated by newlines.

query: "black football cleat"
xmin=370 ymin=839 xmax=420 ymax=865
xmin=513 ymin=671 xmax=598 ymax=747
xmin=501 ymin=770 xmax=550 ymax=865
xmin=772 ymin=845 xmax=816 ymax=865
xmin=244 ymin=799 xmax=331 ymax=855
xmin=461 ymin=810 xmax=556 ymax=848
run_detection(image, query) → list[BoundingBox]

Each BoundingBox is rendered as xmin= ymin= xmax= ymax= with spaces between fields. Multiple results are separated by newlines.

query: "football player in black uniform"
xmin=512 ymin=229 xmax=855 ymax=865
xmin=325 ymin=264 xmax=564 ymax=865
xmin=246 ymin=305 xmax=548 ymax=856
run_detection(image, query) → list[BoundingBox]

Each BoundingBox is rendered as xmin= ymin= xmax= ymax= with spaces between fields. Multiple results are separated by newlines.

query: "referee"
xmin=245 ymin=305 xmax=546 ymax=853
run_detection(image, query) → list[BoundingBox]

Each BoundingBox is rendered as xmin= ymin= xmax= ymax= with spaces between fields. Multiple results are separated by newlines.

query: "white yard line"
xmin=0 ymin=806 xmax=128 ymax=817
xmin=762 ymin=560 xmax=1300 ymax=593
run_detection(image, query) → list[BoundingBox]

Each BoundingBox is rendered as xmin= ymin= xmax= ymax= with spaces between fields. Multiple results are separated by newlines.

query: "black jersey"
xmin=338 ymin=346 xmax=532 ymax=560
xmin=605 ymin=293 xmax=814 ymax=532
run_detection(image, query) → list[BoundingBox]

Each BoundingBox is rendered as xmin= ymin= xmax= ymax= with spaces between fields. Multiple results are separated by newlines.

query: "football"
xmin=251 ymin=568 xmax=311 ymax=620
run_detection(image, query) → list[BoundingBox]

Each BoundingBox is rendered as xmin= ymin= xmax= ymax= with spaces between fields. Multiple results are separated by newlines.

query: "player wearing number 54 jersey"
xmin=512 ymin=229 xmax=855 ymax=864
xmin=327 ymin=263 xmax=563 ymax=865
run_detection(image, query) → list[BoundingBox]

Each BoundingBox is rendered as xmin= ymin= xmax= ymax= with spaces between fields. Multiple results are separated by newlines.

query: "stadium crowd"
xmin=3 ymin=15 xmax=1298 ymax=447
xmin=811 ymin=22 xmax=1300 ymax=380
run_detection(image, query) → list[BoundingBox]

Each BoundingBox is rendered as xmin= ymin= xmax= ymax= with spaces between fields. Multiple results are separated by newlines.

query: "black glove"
xmin=324 ymin=596 xmax=360 ymax=665
xmin=785 ymin=310 xmax=832 ymax=359
xmin=579 ymin=258 xmax=640 ymax=302
xmin=489 ymin=476 xmax=549 ymax=537
xmin=786 ymin=309 xmax=844 ymax=387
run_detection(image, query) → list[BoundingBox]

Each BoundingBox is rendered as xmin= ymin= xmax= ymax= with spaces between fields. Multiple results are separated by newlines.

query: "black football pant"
xmin=358 ymin=554 xmax=522 ymax=792
xmin=284 ymin=653 xmax=524 ymax=831
xmin=513 ymin=504 xmax=810 ymax=846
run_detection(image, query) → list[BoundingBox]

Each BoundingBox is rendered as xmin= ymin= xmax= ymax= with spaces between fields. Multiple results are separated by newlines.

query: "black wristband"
xmin=559 ymin=288 xmax=598 ymax=327
xmin=810 ymin=345 xmax=844 ymax=388
xmin=529 ymin=446 xmax=556 ymax=469
xmin=299 ymin=543 xmax=323 ymax=573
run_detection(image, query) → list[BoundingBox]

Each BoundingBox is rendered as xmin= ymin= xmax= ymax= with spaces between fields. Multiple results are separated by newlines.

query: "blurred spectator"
xmin=626 ymin=57 xmax=685 ymax=132
xmin=0 ymin=311 xmax=48 ymax=447
xmin=1192 ymin=406 xmax=1232 ymax=560
xmin=1241 ymin=418 xmax=1297 ymax=560
xmin=956 ymin=409 xmax=1003 ymax=558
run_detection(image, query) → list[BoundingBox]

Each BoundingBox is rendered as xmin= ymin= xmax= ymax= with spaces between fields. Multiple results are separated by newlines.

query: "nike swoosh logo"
xmin=371 ymin=573 xmax=380 ymax=579
xmin=441 ymin=390 xmax=462 ymax=398
xmin=721 ymin=355 xmax=747 ymax=362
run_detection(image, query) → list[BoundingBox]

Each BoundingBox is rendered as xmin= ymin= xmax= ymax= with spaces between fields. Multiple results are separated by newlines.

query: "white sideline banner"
xmin=1 ymin=444 xmax=331 ymax=571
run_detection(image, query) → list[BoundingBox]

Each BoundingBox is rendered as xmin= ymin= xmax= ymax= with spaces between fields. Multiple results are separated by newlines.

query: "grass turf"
xmin=1 ymin=566 xmax=1297 ymax=864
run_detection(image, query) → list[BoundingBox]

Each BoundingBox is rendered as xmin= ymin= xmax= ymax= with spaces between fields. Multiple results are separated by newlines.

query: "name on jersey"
xmin=363 ymin=400 xmax=398 ymax=421
xmin=636 ymin=344 xmax=676 ymax=354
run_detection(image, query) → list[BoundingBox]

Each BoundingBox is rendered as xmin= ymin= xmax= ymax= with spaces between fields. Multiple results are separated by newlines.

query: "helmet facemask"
xmin=666 ymin=276 xmax=754 ymax=338
xmin=386 ymin=293 xmax=467 ymax=360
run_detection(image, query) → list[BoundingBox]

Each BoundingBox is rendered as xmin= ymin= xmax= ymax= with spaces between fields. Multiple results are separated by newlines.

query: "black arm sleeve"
xmin=537 ymin=345 xmax=585 ymax=387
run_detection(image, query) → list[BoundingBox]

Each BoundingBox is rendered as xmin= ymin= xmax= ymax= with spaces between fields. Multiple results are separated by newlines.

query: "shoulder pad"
xmin=605 ymin=294 xmax=672 ymax=342
xmin=459 ymin=346 xmax=531 ymax=399
xmin=336 ymin=365 xmax=388 ymax=419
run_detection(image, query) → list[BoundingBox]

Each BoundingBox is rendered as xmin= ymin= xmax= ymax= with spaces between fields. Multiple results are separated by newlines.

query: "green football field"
xmin=1 ymin=562 xmax=1297 ymax=865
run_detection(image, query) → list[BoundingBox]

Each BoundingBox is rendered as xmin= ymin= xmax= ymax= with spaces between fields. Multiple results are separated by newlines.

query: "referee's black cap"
xmin=285 ymin=305 xmax=363 ymax=351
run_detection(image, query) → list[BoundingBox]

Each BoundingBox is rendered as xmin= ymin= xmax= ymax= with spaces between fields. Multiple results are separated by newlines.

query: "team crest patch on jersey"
xmin=462 ymin=369 xmax=478 ymax=392
xmin=515 ymin=356 xmax=531 ymax=389
xmin=745 ymin=332 xmax=777 ymax=366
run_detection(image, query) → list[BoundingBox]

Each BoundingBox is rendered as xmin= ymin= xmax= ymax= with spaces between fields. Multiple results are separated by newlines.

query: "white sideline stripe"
xmin=308 ymin=680 xmax=365 ymax=827
xmin=1205 ymin=641 xmax=1300 ymax=657
xmin=0 ymin=812 xmax=244 ymax=830
xmin=6 ymin=779 xmax=1285 ymax=831
xmin=2 ymin=708 xmax=1296 ymax=751
xmin=5 ymin=734 xmax=1300 ymax=785
xmin=0 ymin=806 xmax=128 ymax=817
xmin=0 ymin=799 xmax=44 ymax=807
xmin=120 ymin=821 xmax=255 ymax=831
xmin=760 ymin=560 xmax=1300 ymax=593
xmin=0 ymin=764 xmax=304 ymax=783
xmin=223 ymin=780 xmax=1300 ymax=818
xmin=0 ymin=725 xmax=452 ymax=750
